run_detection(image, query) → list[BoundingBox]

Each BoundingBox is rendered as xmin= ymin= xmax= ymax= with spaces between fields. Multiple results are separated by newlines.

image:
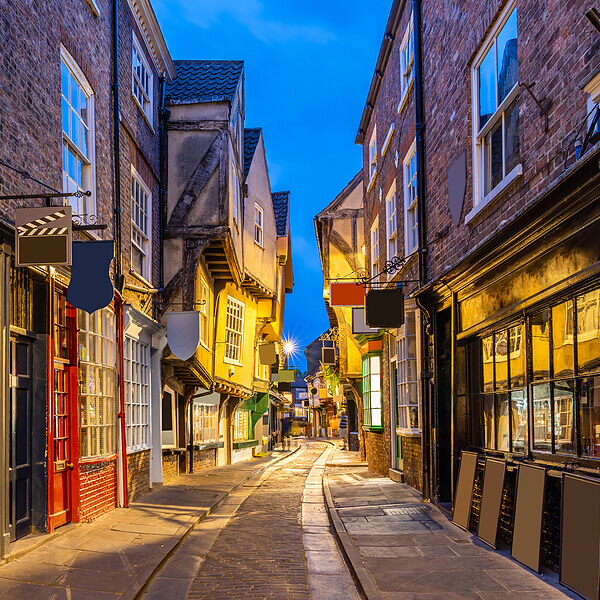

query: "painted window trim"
xmin=470 ymin=0 xmax=519 ymax=208
xmin=61 ymin=45 xmax=97 ymax=222
xmin=254 ymin=202 xmax=264 ymax=248
xmin=224 ymin=296 xmax=245 ymax=365
xmin=381 ymin=123 xmax=395 ymax=157
xmin=403 ymin=139 xmax=419 ymax=256
xmin=132 ymin=32 xmax=154 ymax=127
xmin=130 ymin=166 xmax=152 ymax=282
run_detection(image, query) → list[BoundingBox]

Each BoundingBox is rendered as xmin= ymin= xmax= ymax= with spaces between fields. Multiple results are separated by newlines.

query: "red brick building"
xmin=0 ymin=0 xmax=173 ymax=553
xmin=357 ymin=0 xmax=600 ymax=580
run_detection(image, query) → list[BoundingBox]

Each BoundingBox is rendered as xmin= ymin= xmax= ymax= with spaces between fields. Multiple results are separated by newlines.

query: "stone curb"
xmin=129 ymin=445 xmax=302 ymax=600
xmin=322 ymin=471 xmax=384 ymax=600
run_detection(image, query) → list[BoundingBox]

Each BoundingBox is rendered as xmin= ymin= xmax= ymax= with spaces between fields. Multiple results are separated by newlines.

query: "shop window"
xmin=61 ymin=47 xmax=96 ymax=221
xmin=78 ymin=309 xmax=117 ymax=458
xmin=397 ymin=309 xmax=419 ymax=432
xmin=362 ymin=354 xmax=382 ymax=429
xmin=471 ymin=3 xmax=520 ymax=207
xmin=124 ymin=336 xmax=150 ymax=451
xmin=478 ymin=323 xmax=527 ymax=453
xmin=192 ymin=403 xmax=218 ymax=445
xmin=131 ymin=168 xmax=151 ymax=281
xmin=234 ymin=408 xmax=250 ymax=441
xmin=528 ymin=290 xmax=600 ymax=456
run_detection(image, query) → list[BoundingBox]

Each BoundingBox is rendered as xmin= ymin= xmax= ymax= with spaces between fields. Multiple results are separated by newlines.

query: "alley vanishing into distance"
xmin=0 ymin=439 xmax=579 ymax=599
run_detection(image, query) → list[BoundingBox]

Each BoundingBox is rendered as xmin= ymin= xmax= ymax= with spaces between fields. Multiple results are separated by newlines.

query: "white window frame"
xmin=403 ymin=140 xmax=419 ymax=256
xmin=398 ymin=16 xmax=415 ymax=114
xmin=224 ymin=296 xmax=244 ymax=365
xmin=397 ymin=304 xmax=421 ymax=434
xmin=368 ymin=127 xmax=377 ymax=190
xmin=61 ymin=46 xmax=96 ymax=222
xmin=131 ymin=168 xmax=152 ymax=282
xmin=199 ymin=278 xmax=210 ymax=348
xmin=381 ymin=123 xmax=395 ymax=158
xmin=385 ymin=181 xmax=398 ymax=270
xmin=370 ymin=216 xmax=380 ymax=283
xmin=132 ymin=33 xmax=153 ymax=123
xmin=234 ymin=407 xmax=250 ymax=442
xmin=161 ymin=388 xmax=177 ymax=448
xmin=124 ymin=335 xmax=151 ymax=452
xmin=192 ymin=402 xmax=219 ymax=445
xmin=254 ymin=203 xmax=264 ymax=247
xmin=470 ymin=1 xmax=521 ymax=218
xmin=78 ymin=308 xmax=118 ymax=459
xmin=362 ymin=354 xmax=382 ymax=428
xmin=230 ymin=153 xmax=241 ymax=226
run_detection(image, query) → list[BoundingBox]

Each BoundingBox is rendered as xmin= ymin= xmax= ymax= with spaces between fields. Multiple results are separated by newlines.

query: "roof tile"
xmin=243 ymin=128 xmax=261 ymax=181
xmin=271 ymin=191 xmax=290 ymax=237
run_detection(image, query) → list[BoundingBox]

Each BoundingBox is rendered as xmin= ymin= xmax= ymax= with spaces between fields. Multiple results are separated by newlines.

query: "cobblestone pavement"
xmin=186 ymin=441 xmax=331 ymax=600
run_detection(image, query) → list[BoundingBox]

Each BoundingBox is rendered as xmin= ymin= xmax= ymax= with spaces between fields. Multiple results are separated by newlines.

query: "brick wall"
xmin=162 ymin=454 xmax=179 ymax=484
xmin=79 ymin=460 xmax=117 ymax=522
xmin=193 ymin=448 xmax=216 ymax=471
xmin=401 ymin=436 xmax=422 ymax=492
xmin=127 ymin=449 xmax=150 ymax=501
xmin=365 ymin=430 xmax=387 ymax=476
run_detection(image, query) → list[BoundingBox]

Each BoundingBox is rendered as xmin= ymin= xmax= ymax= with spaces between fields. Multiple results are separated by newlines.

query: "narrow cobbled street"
xmin=141 ymin=440 xmax=359 ymax=600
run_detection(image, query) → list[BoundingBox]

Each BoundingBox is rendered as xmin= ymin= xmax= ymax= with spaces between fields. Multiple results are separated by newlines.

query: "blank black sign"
xmin=561 ymin=473 xmax=600 ymax=600
xmin=452 ymin=451 xmax=478 ymax=531
xmin=511 ymin=464 xmax=545 ymax=572
xmin=477 ymin=458 xmax=506 ymax=548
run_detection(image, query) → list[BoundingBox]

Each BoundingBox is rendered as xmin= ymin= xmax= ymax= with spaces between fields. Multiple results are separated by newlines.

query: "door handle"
xmin=66 ymin=462 xmax=74 ymax=469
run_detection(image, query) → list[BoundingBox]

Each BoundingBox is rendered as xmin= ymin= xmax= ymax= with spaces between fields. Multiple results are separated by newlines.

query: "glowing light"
xmin=281 ymin=335 xmax=300 ymax=360
xmin=283 ymin=341 xmax=296 ymax=355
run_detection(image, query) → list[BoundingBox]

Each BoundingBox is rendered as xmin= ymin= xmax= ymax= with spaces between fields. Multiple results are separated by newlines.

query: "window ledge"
xmin=127 ymin=444 xmax=152 ymax=455
xmin=362 ymin=425 xmax=384 ymax=433
xmin=396 ymin=428 xmax=421 ymax=437
xmin=465 ymin=164 xmax=523 ymax=226
xmin=397 ymin=76 xmax=414 ymax=114
xmin=129 ymin=270 xmax=153 ymax=288
xmin=223 ymin=357 xmax=242 ymax=367
xmin=254 ymin=241 xmax=264 ymax=249
xmin=233 ymin=439 xmax=259 ymax=449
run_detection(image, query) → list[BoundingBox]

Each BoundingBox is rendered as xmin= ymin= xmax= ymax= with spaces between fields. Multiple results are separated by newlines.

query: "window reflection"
xmin=511 ymin=389 xmax=527 ymax=453
xmin=552 ymin=301 xmax=574 ymax=379
xmin=579 ymin=377 xmax=600 ymax=458
xmin=533 ymin=383 xmax=551 ymax=451
xmin=577 ymin=289 xmax=600 ymax=374
xmin=553 ymin=381 xmax=574 ymax=454
xmin=531 ymin=310 xmax=550 ymax=380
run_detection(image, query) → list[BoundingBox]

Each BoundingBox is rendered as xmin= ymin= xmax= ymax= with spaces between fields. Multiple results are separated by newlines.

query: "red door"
xmin=49 ymin=288 xmax=78 ymax=531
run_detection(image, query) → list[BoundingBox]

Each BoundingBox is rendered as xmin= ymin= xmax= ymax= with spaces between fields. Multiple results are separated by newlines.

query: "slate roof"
xmin=166 ymin=60 xmax=244 ymax=105
xmin=243 ymin=128 xmax=261 ymax=181
xmin=271 ymin=191 xmax=290 ymax=237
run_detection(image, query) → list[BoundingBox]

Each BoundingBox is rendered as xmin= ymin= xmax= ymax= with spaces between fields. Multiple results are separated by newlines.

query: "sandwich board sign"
xmin=15 ymin=206 xmax=72 ymax=267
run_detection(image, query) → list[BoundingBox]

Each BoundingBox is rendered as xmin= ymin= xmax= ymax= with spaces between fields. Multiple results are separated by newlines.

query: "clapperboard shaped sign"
xmin=15 ymin=206 xmax=72 ymax=267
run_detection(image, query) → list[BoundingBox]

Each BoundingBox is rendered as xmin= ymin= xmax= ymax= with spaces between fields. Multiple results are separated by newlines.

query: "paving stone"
xmin=53 ymin=567 xmax=135 ymax=593
xmin=143 ymin=576 xmax=193 ymax=599
xmin=305 ymin=550 xmax=347 ymax=575
xmin=415 ymin=545 xmax=460 ymax=557
xmin=359 ymin=546 xmax=421 ymax=558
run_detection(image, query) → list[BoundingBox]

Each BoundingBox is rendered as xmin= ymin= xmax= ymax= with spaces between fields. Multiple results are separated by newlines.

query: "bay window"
xmin=124 ymin=336 xmax=150 ymax=451
xmin=397 ymin=308 xmax=419 ymax=432
xmin=362 ymin=354 xmax=382 ymax=429
xmin=78 ymin=308 xmax=117 ymax=458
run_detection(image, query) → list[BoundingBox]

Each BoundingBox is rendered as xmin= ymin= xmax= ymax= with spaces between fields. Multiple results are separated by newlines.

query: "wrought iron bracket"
xmin=0 ymin=190 xmax=91 ymax=201
xmin=520 ymin=82 xmax=550 ymax=133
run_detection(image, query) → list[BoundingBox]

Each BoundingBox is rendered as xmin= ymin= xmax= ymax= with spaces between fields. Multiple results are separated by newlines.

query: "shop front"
xmin=419 ymin=146 xmax=600 ymax=570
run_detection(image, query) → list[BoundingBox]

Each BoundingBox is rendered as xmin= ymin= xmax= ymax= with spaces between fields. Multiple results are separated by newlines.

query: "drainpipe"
xmin=158 ymin=77 xmax=168 ymax=293
xmin=112 ymin=0 xmax=122 ymax=289
xmin=413 ymin=0 xmax=431 ymax=502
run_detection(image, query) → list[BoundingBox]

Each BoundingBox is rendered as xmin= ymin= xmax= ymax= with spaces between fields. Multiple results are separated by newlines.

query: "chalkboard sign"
xmin=560 ymin=473 xmax=600 ymax=600
xmin=452 ymin=451 xmax=478 ymax=531
xmin=511 ymin=464 xmax=545 ymax=573
xmin=477 ymin=458 xmax=506 ymax=548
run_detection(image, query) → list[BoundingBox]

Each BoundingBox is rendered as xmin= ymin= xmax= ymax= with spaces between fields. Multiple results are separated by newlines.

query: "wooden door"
xmin=49 ymin=289 xmax=77 ymax=530
xmin=8 ymin=335 xmax=33 ymax=540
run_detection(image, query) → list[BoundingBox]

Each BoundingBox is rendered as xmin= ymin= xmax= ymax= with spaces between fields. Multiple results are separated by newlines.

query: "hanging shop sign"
xmin=330 ymin=282 xmax=366 ymax=307
xmin=278 ymin=369 xmax=295 ymax=382
xmin=259 ymin=342 xmax=278 ymax=365
xmin=67 ymin=240 xmax=114 ymax=313
xmin=352 ymin=307 xmax=379 ymax=335
xmin=270 ymin=364 xmax=279 ymax=382
xmin=322 ymin=347 xmax=336 ymax=365
xmin=15 ymin=206 xmax=72 ymax=267
xmin=166 ymin=311 xmax=201 ymax=361
xmin=364 ymin=288 xmax=404 ymax=328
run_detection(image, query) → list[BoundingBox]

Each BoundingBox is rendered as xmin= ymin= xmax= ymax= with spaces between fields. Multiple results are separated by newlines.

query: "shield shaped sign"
xmin=448 ymin=151 xmax=466 ymax=226
xmin=67 ymin=241 xmax=114 ymax=313
xmin=167 ymin=311 xmax=201 ymax=361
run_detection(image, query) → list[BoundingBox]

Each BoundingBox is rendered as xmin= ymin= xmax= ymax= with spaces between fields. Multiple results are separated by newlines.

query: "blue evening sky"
xmin=153 ymin=0 xmax=390 ymax=369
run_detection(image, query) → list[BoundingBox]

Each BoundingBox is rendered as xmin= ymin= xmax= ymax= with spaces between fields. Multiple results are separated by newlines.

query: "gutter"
xmin=112 ymin=0 xmax=123 ymax=291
